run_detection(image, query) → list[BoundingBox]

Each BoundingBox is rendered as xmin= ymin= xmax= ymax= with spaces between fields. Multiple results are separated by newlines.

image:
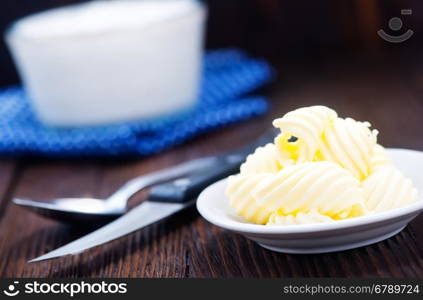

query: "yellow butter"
xmin=362 ymin=165 xmax=417 ymax=212
xmin=227 ymin=105 xmax=418 ymax=226
xmin=227 ymin=162 xmax=366 ymax=224
xmin=272 ymin=105 xmax=337 ymax=162
xmin=370 ymin=144 xmax=392 ymax=171
xmin=240 ymin=143 xmax=284 ymax=174
xmin=267 ymin=208 xmax=335 ymax=225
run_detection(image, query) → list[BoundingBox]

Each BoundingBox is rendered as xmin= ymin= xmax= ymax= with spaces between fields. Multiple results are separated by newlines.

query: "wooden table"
xmin=1 ymin=54 xmax=423 ymax=278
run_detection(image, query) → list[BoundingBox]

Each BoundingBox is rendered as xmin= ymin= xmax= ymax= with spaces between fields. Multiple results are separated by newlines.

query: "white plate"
xmin=196 ymin=148 xmax=423 ymax=254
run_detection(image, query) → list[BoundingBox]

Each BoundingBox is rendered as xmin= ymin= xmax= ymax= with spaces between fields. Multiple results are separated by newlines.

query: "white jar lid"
xmin=12 ymin=0 xmax=202 ymax=39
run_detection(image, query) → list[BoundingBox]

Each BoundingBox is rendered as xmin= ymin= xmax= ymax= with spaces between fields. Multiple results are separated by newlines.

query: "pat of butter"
xmin=226 ymin=105 xmax=418 ymax=226
xmin=6 ymin=0 xmax=206 ymax=127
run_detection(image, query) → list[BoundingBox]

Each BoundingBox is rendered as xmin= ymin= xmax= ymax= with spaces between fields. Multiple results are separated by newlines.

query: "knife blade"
xmin=29 ymin=129 xmax=277 ymax=262
xmin=29 ymin=200 xmax=191 ymax=262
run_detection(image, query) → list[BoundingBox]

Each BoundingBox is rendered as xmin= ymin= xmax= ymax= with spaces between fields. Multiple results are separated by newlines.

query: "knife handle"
xmin=148 ymin=154 xmax=244 ymax=203
xmin=148 ymin=129 xmax=277 ymax=203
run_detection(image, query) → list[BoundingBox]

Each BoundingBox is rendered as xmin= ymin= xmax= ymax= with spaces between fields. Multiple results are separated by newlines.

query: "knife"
xmin=29 ymin=129 xmax=277 ymax=262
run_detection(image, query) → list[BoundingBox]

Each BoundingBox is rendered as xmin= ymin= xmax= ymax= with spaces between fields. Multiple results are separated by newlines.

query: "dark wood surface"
xmin=1 ymin=56 xmax=423 ymax=278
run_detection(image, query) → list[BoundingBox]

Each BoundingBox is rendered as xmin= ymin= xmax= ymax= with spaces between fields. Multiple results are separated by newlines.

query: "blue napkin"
xmin=0 ymin=49 xmax=273 ymax=158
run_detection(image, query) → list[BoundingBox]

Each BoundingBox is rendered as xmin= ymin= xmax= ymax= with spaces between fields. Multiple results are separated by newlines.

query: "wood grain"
xmin=0 ymin=56 xmax=423 ymax=278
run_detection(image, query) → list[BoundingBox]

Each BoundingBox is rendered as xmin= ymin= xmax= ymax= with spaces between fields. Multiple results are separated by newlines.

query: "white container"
xmin=6 ymin=0 xmax=206 ymax=127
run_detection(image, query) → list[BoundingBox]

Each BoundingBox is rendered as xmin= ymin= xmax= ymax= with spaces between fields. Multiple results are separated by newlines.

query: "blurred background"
xmin=1 ymin=0 xmax=423 ymax=150
xmin=0 ymin=0 xmax=422 ymax=87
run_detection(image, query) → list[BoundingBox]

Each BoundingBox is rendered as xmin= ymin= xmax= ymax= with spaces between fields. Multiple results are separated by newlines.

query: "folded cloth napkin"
xmin=0 ymin=49 xmax=273 ymax=158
